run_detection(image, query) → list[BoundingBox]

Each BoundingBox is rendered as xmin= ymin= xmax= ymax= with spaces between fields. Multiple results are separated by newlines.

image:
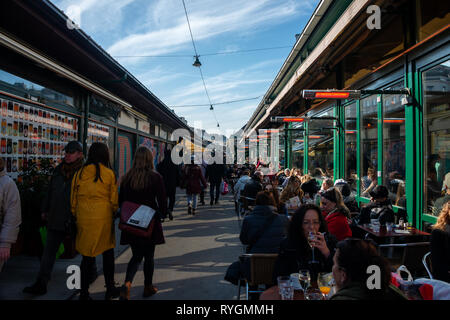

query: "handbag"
xmin=118 ymin=201 xmax=156 ymax=238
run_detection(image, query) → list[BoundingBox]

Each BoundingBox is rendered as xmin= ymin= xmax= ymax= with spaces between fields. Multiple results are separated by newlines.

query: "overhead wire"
xmin=181 ymin=0 xmax=220 ymax=127
xmin=171 ymin=95 xmax=263 ymax=108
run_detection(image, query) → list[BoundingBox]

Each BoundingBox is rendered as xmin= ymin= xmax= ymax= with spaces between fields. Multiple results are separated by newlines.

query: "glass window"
xmin=423 ymin=60 xmax=450 ymax=217
xmin=360 ymin=95 xmax=378 ymax=197
xmin=345 ymin=102 xmax=357 ymax=193
xmin=279 ymin=131 xmax=286 ymax=169
xmin=291 ymin=123 xmax=304 ymax=172
xmin=0 ymin=69 xmax=74 ymax=107
xmin=417 ymin=1 xmax=450 ymax=42
xmin=383 ymin=82 xmax=406 ymax=208
xmin=308 ymin=108 xmax=334 ymax=182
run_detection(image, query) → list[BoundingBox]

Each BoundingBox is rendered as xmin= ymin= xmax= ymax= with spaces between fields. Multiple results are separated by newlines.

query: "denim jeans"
xmin=187 ymin=194 xmax=198 ymax=209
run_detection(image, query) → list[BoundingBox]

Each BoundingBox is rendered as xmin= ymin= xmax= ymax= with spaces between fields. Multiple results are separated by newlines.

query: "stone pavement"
xmin=0 ymin=188 xmax=246 ymax=300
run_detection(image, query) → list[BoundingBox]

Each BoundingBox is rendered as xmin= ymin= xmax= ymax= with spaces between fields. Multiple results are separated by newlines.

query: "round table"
xmin=259 ymin=285 xmax=305 ymax=300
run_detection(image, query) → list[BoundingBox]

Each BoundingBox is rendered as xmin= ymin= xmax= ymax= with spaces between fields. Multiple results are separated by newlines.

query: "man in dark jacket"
xmin=157 ymin=149 xmax=180 ymax=220
xmin=241 ymin=171 xmax=263 ymax=201
xmin=23 ymin=141 xmax=85 ymax=295
xmin=357 ymin=185 xmax=395 ymax=226
xmin=206 ymin=162 xmax=226 ymax=205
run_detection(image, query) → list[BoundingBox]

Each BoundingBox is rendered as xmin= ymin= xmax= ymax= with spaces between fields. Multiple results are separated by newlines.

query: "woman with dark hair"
xmin=331 ymin=238 xmax=407 ymax=300
xmin=71 ymin=142 xmax=119 ymax=300
xmin=119 ymin=146 xmax=167 ymax=300
xmin=273 ymin=204 xmax=337 ymax=282
xmin=431 ymin=201 xmax=450 ymax=283
xmin=183 ymin=157 xmax=207 ymax=216
xmin=320 ymin=187 xmax=352 ymax=241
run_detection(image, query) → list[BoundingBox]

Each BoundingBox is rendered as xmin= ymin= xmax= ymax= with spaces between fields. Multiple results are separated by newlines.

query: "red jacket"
xmin=324 ymin=210 xmax=352 ymax=241
xmin=185 ymin=165 xmax=207 ymax=194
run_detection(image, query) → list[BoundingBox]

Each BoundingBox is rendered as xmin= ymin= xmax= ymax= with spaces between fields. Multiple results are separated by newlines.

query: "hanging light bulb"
xmin=210 ymin=104 xmax=214 ymax=110
xmin=217 ymin=123 xmax=220 ymax=127
xmin=193 ymin=55 xmax=202 ymax=67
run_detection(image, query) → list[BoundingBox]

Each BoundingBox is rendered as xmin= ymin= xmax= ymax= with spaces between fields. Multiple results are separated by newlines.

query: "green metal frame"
xmin=304 ymin=121 xmax=308 ymax=174
xmin=377 ymin=95 xmax=383 ymax=186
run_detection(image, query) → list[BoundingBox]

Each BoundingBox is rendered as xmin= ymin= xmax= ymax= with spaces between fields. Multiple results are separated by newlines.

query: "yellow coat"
xmin=71 ymin=164 xmax=118 ymax=257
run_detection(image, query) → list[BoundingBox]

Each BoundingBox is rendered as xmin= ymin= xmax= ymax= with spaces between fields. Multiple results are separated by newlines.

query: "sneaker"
xmin=105 ymin=286 xmax=121 ymax=300
xmin=23 ymin=280 xmax=47 ymax=295
xmin=143 ymin=285 xmax=158 ymax=297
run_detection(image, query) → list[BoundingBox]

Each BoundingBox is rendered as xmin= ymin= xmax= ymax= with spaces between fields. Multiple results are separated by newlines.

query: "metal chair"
xmin=377 ymin=242 xmax=431 ymax=278
xmin=237 ymin=253 xmax=278 ymax=300
xmin=422 ymin=251 xmax=433 ymax=279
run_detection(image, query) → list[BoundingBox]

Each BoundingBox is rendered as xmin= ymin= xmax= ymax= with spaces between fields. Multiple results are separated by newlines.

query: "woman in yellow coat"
xmin=71 ymin=142 xmax=120 ymax=300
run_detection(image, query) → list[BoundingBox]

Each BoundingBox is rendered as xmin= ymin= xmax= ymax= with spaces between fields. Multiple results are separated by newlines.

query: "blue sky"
xmin=52 ymin=0 xmax=319 ymax=134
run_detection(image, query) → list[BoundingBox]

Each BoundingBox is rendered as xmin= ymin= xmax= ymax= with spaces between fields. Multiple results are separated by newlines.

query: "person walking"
xmin=71 ymin=142 xmax=120 ymax=300
xmin=199 ymin=159 xmax=208 ymax=206
xmin=157 ymin=148 xmax=179 ymax=221
xmin=184 ymin=158 xmax=207 ymax=216
xmin=0 ymin=157 xmax=21 ymax=272
xmin=119 ymin=146 xmax=167 ymax=299
xmin=206 ymin=161 xmax=226 ymax=205
xmin=23 ymin=141 xmax=86 ymax=295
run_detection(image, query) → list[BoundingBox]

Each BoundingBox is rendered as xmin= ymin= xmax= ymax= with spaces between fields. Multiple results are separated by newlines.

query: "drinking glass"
xmin=386 ymin=222 xmax=393 ymax=232
xmin=305 ymin=288 xmax=324 ymax=300
xmin=298 ymin=269 xmax=311 ymax=292
xmin=308 ymin=232 xmax=318 ymax=263
xmin=371 ymin=220 xmax=380 ymax=233
xmin=277 ymin=276 xmax=294 ymax=300
xmin=318 ymin=272 xmax=333 ymax=298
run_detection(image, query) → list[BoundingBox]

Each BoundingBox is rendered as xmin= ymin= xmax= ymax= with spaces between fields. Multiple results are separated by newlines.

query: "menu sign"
xmin=0 ymin=98 xmax=78 ymax=181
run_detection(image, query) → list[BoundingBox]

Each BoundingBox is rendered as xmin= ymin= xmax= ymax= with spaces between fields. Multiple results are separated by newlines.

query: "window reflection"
xmin=383 ymin=82 xmax=406 ymax=209
xmin=291 ymin=123 xmax=304 ymax=171
xmin=360 ymin=95 xmax=378 ymax=197
xmin=345 ymin=102 xmax=357 ymax=192
xmin=423 ymin=60 xmax=450 ymax=217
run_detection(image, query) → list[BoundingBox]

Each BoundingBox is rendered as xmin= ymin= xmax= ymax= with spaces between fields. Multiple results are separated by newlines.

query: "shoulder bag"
xmin=118 ymin=201 xmax=157 ymax=238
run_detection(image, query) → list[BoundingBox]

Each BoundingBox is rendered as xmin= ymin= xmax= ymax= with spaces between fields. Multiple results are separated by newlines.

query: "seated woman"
xmin=431 ymin=201 xmax=450 ymax=283
xmin=301 ymin=177 xmax=320 ymax=205
xmin=273 ymin=204 xmax=337 ymax=283
xmin=320 ymin=188 xmax=352 ymax=241
xmin=331 ymin=238 xmax=407 ymax=300
xmin=240 ymin=191 xmax=289 ymax=254
xmin=279 ymin=175 xmax=304 ymax=215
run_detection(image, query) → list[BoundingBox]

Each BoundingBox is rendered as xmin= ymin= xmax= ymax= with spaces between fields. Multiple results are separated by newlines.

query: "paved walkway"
xmin=0 ymin=188 xmax=245 ymax=300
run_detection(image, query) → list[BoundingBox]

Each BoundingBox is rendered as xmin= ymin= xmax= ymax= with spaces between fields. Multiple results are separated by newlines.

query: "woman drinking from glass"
xmin=273 ymin=204 xmax=337 ymax=284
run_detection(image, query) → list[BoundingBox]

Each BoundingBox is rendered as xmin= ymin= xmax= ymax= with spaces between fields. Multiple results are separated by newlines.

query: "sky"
xmin=51 ymin=0 xmax=319 ymax=135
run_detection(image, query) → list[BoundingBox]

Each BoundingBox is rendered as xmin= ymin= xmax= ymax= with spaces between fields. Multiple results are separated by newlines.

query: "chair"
xmin=377 ymin=242 xmax=431 ymax=278
xmin=422 ymin=251 xmax=433 ymax=279
xmin=237 ymin=253 xmax=278 ymax=300
xmin=239 ymin=196 xmax=255 ymax=218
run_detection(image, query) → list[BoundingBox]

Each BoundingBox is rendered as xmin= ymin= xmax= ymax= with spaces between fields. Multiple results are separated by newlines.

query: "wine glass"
xmin=318 ymin=272 xmax=333 ymax=298
xmin=298 ymin=269 xmax=310 ymax=292
xmin=308 ymin=231 xmax=319 ymax=263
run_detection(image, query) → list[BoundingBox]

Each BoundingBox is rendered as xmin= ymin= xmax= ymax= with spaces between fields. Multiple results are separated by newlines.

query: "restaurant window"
xmin=308 ymin=107 xmax=334 ymax=183
xmin=0 ymin=69 xmax=74 ymax=107
xmin=279 ymin=132 xmax=286 ymax=169
xmin=345 ymin=102 xmax=357 ymax=193
xmin=290 ymin=122 xmax=304 ymax=173
xmin=360 ymin=95 xmax=378 ymax=197
xmin=383 ymin=82 xmax=406 ymax=209
xmin=423 ymin=60 xmax=450 ymax=217
xmin=417 ymin=0 xmax=450 ymax=42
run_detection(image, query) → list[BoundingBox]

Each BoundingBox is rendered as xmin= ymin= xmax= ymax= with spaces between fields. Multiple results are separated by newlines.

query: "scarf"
xmin=60 ymin=156 xmax=84 ymax=180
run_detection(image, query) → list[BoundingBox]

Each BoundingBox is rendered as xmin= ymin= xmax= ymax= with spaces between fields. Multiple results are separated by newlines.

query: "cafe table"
xmin=259 ymin=285 xmax=305 ymax=300
xmin=356 ymin=225 xmax=431 ymax=257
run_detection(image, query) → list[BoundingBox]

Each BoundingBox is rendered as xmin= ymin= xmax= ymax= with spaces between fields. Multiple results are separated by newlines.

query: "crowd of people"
xmin=228 ymin=164 xmax=450 ymax=300
xmin=0 ymin=141 xmax=449 ymax=301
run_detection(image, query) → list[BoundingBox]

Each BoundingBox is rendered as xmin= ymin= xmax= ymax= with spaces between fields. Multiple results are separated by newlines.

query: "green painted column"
xmin=287 ymin=122 xmax=292 ymax=168
xmin=356 ymin=100 xmax=361 ymax=200
xmin=304 ymin=121 xmax=309 ymax=175
xmin=284 ymin=123 xmax=289 ymax=168
xmin=377 ymin=94 xmax=383 ymax=186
